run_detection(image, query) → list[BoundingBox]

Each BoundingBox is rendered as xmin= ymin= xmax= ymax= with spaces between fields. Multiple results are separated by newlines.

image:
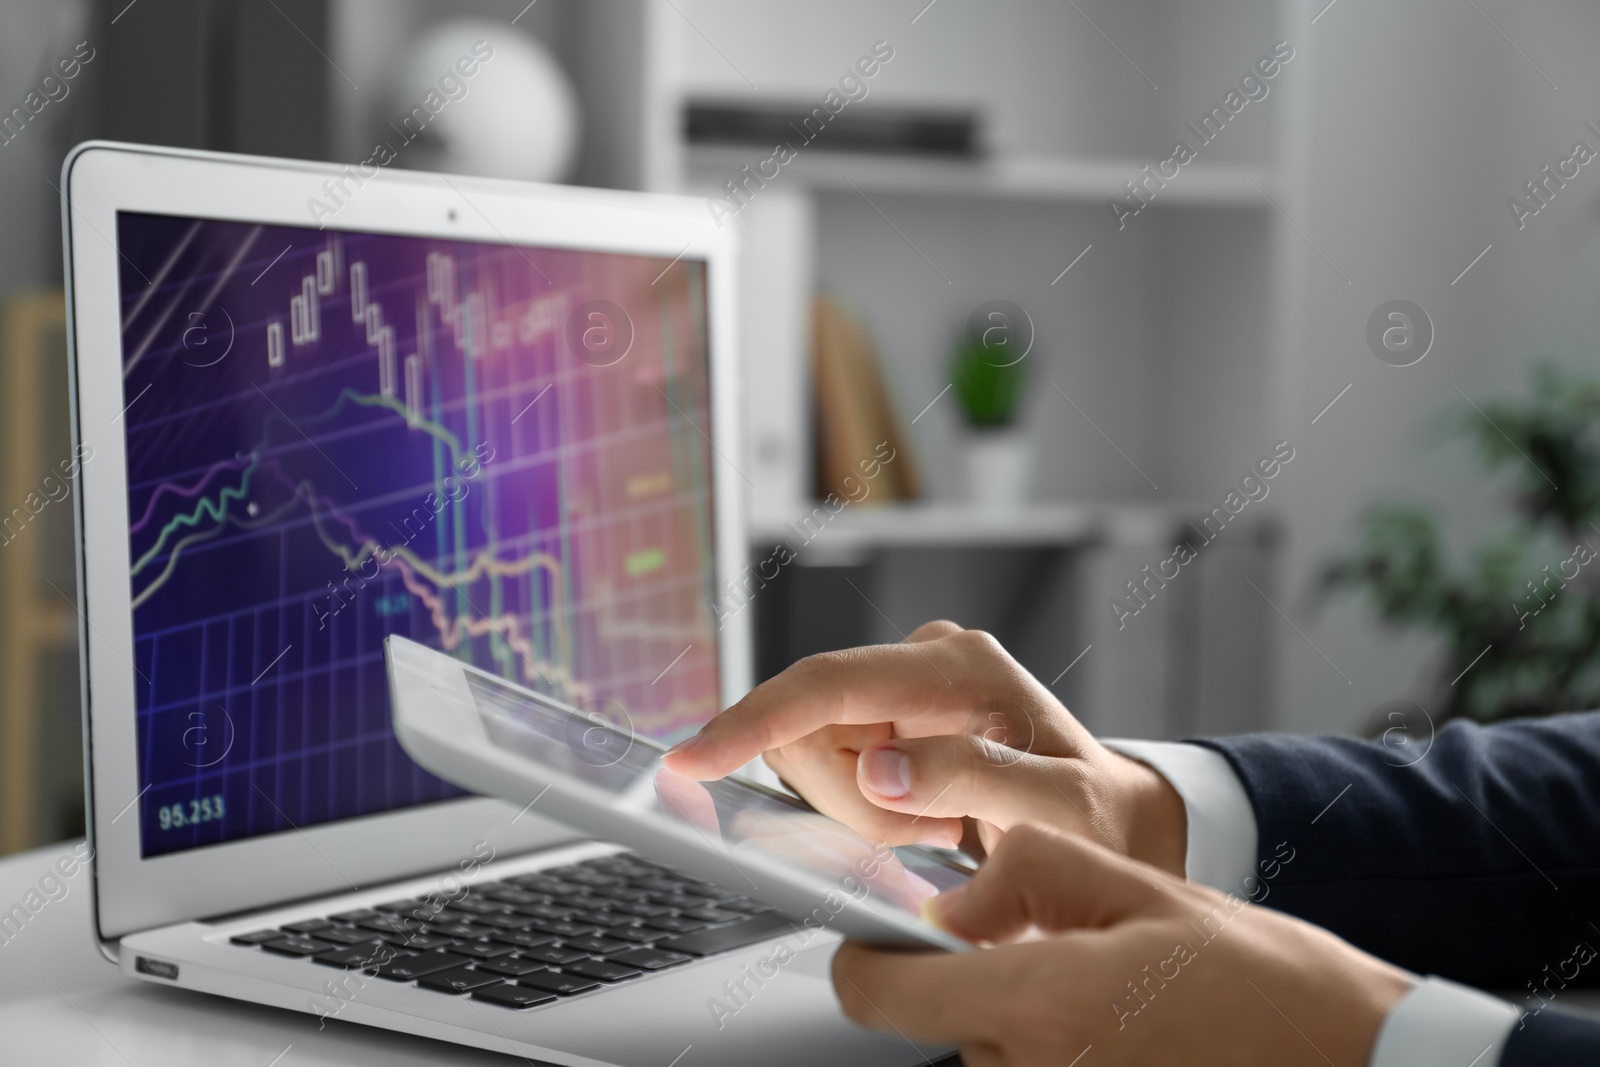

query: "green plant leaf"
xmin=950 ymin=334 xmax=1026 ymax=428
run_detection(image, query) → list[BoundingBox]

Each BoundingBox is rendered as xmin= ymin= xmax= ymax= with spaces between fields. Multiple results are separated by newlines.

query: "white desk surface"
xmin=3 ymin=839 xmax=1597 ymax=1065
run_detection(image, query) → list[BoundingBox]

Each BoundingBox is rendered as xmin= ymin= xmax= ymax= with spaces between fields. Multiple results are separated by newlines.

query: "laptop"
xmin=61 ymin=141 xmax=949 ymax=1067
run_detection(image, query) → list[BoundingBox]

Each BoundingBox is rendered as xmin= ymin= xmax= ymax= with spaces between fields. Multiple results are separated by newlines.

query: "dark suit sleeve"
xmin=1195 ymin=710 xmax=1600 ymax=988
xmin=1502 ymin=1006 xmax=1600 ymax=1066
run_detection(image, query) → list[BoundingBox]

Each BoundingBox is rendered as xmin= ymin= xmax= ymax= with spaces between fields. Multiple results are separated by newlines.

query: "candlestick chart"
xmin=116 ymin=211 xmax=719 ymax=857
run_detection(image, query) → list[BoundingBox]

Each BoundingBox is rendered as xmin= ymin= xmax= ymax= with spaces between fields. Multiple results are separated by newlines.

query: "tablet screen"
xmin=465 ymin=669 xmax=972 ymax=919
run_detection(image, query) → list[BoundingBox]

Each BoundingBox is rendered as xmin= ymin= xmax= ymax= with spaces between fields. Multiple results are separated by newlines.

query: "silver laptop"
xmin=62 ymin=141 xmax=948 ymax=1067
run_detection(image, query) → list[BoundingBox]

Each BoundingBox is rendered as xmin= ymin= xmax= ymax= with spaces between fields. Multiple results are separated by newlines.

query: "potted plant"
xmin=951 ymin=328 xmax=1031 ymax=506
xmin=1321 ymin=364 xmax=1600 ymax=726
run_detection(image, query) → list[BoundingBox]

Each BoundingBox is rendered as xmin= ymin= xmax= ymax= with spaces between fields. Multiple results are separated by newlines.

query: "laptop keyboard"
xmin=229 ymin=854 xmax=795 ymax=1009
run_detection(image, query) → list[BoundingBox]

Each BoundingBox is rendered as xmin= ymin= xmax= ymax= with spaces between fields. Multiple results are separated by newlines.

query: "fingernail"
xmin=665 ymin=734 xmax=701 ymax=758
xmin=858 ymin=747 xmax=912 ymax=799
xmin=922 ymin=885 xmax=966 ymax=932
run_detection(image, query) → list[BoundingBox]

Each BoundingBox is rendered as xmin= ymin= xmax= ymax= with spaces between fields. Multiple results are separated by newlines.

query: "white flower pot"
xmin=965 ymin=429 xmax=1033 ymax=508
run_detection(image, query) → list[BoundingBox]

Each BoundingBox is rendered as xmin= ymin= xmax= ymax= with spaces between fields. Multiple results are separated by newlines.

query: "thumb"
xmin=929 ymin=823 xmax=1174 ymax=944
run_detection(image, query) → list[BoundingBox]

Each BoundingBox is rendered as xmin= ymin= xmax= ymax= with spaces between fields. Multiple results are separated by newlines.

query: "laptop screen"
xmin=114 ymin=211 xmax=721 ymax=859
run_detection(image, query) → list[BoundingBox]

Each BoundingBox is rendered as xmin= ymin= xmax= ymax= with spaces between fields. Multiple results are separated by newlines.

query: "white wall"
xmin=1275 ymin=0 xmax=1599 ymax=736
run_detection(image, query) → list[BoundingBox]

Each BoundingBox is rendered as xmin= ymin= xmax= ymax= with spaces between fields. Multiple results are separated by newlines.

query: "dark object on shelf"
xmin=686 ymin=102 xmax=979 ymax=158
xmin=753 ymin=549 xmax=873 ymax=684
xmin=1321 ymin=364 xmax=1600 ymax=725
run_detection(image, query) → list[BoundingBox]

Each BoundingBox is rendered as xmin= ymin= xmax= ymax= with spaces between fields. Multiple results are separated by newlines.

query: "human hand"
xmin=650 ymin=769 xmax=936 ymax=911
xmin=662 ymin=621 xmax=1187 ymax=874
xmin=834 ymin=824 xmax=1413 ymax=1067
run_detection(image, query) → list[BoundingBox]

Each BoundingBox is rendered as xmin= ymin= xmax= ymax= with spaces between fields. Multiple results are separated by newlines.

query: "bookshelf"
xmin=649 ymin=0 xmax=1303 ymax=738
xmin=686 ymin=149 xmax=1278 ymax=207
xmin=331 ymin=0 xmax=1308 ymax=738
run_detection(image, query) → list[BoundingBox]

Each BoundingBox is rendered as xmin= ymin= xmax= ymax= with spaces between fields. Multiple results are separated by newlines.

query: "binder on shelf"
xmin=810 ymin=294 xmax=921 ymax=504
xmin=0 ymin=290 xmax=83 ymax=855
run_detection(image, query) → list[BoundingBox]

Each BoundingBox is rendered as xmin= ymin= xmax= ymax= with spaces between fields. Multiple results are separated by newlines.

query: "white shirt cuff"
xmin=1368 ymin=976 xmax=1518 ymax=1067
xmin=1100 ymin=740 xmax=1258 ymax=893
xmin=1102 ymin=741 xmax=1518 ymax=1067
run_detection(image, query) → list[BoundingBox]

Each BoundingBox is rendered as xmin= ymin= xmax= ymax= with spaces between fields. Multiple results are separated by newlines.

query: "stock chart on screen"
xmin=116 ymin=211 xmax=720 ymax=858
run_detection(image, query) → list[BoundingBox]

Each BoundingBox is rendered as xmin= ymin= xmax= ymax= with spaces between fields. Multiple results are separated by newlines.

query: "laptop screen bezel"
xmin=62 ymin=142 xmax=750 ymax=941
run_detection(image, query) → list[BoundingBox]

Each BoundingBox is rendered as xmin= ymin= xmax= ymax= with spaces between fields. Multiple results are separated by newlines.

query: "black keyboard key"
xmin=682 ymin=907 xmax=747 ymax=924
xmin=329 ymin=908 xmax=381 ymax=923
xmin=315 ymin=927 xmax=385 ymax=946
xmin=635 ymin=877 xmax=691 ymax=894
xmin=594 ymin=887 xmax=654 ymax=903
xmin=396 ymin=933 xmax=460 ymax=951
xmin=359 ymin=916 xmax=425 ymax=935
xmin=504 ymin=873 xmax=555 ymax=888
xmin=450 ymin=899 xmax=509 ymax=916
xmin=512 ymin=903 xmax=578 ymax=921
xmin=476 ymin=913 xmax=537 ymax=930
xmin=475 ymin=955 xmax=548 ymax=977
xmin=562 ymin=959 xmax=642 ymax=983
xmin=698 ymin=889 xmax=748 ymax=903
xmin=374 ymin=930 xmax=427 ymax=947
xmin=523 ymin=919 xmax=599 ymax=939
xmin=281 ymin=919 xmax=335 ymax=934
xmin=607 ymin=947 xmax=693 ymax=971
xmin=643 ymin=893 xmax=690 ymax=908
xmin=229 ymin=929 xmax=283 ymax=946
xmin=518 ymin=943 xmax=589 ymax=966
xmin=610 ymin=900 xmax=673 ymax=918
xmin=473 ymin=983 xmax=558 ymax=1009
xmin=429 ymin=921 xmax=496 ymax=940
xmin=376 ymin=898 xmax=430 ymax=914
xmin=563 ymin=935 xmax=631 ymax=955
xmin=572 ymin=911 xmax=634 ymax=928
xmin=642 ymin=916 xmax=707 ymax=934
xmin=455 ymin=940 xmax=516 ymax=960
xmin=518 ymin=971 xmax=601 ymax=996
xmin=508 ymin=875 xmax=582 ymax=895
xmin=657 ymin=913 xmax=794 ymax=957
xmin=261 ymin=936 xmax=336 ymax=957
xmin=421 ymin=909 xmax=473 ymax=925
xmin=607 ymin=926 xmax=666 ymax=944
xmin=481 ymin=887 xmax=546 ymax=906
xmin=373 ymin=951 xmax=472 ymax=981
xmin=543 ymin=864 xmax=589 ymax=878
xmin=417 ymin=966 xmax=505 ymax=994
xmin=565 ymin=872 xmax=623 ymax=888
xmin=720 ymin=899 xmax=778 ymax=914
xmin=553 ymin=894 xmax=602 ymax=910
xmin=313 ymin=944 xmax=408 ymax=970
xmin=490 ymin=930 xmax=556 ymax=950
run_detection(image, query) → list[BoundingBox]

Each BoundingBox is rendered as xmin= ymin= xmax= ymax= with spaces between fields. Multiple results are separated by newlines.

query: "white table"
xmin=4 ymin=839 xmax=1596 ymax=1065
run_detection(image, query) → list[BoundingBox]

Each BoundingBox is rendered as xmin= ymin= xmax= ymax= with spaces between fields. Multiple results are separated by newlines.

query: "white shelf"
xmin=750 ymin=500 xmax=1280 ymax=554
xmin=687 ymin=149 xmax=1278 ymax=207
xmin=753 ymin=501 xmax=1100 ymax=551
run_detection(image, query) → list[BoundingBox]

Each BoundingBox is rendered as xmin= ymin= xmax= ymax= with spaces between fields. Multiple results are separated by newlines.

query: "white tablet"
xmin=386 ymin=634 xmax=973 ymax=951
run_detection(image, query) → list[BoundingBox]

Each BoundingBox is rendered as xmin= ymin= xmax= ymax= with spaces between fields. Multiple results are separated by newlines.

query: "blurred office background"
xmin=4 ymin=0 xmax=1600 ymax=854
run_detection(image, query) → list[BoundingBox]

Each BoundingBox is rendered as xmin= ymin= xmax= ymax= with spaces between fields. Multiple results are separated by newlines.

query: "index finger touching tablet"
xmin=661 ymin=642 xmax=981 ymax=780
